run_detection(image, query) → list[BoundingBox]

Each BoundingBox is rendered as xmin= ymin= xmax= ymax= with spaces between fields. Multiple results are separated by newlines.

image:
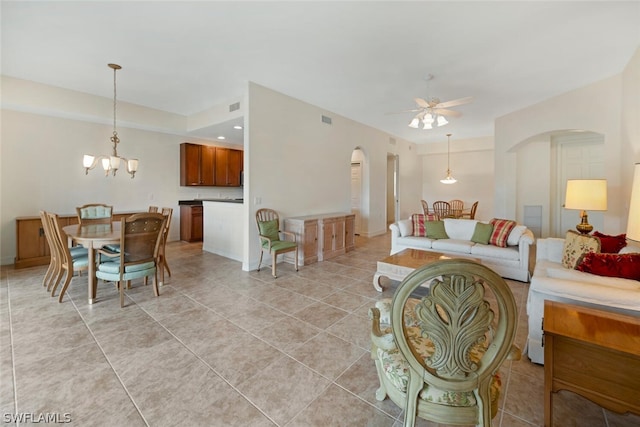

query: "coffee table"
xmin=373 ymin=248 xmax=474 ymax=291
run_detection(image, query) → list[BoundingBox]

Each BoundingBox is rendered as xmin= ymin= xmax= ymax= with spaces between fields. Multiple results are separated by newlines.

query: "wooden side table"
xmin=543 ymin=300 xmax=640 ymax=426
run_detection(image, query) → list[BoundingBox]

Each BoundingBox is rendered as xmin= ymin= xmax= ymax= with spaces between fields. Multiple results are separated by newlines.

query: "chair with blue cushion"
xmin=256 ymin=208 xmax=298 ymax=278
xmin=76 ymin=203 xmax=113 ymax=225
xmin=95 ymin=213 xmax=166 ymax=307
xmin=45 ymin=212 xmax=90 ymax=302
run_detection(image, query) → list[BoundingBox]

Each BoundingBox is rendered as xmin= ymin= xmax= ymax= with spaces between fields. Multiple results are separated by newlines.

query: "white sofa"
xmin=389 ymin=218 xmax=535 ymax=282
xmin=526 ymin=237 xmax=640 ymax=364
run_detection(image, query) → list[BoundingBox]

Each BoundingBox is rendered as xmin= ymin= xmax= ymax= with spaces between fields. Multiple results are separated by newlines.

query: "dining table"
xmin=63 ymin=222 xmax=121 ymax=304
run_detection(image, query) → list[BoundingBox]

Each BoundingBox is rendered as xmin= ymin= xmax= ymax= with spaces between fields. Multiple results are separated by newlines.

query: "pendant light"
xmin=440 ymin=133 xmax=457 ymax=184
xmin=83 ymin=63 xmax=139 ymax=178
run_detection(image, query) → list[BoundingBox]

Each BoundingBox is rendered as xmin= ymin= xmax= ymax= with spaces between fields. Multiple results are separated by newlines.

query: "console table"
xmin=543 ymin=300 xmax=640 ymax=426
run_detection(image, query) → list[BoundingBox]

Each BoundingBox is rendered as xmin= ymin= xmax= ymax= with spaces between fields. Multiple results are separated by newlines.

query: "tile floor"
xmin=1 ymin=234 xmax=639 ymax=426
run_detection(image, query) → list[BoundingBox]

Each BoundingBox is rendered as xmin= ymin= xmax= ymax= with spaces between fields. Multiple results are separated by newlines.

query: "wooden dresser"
xmin=543 ymin=300 xmax=640 ymax=426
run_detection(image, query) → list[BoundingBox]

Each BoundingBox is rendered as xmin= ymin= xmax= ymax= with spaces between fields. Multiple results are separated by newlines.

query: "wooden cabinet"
xmin=283 ymin=217 xmax=319 ymax=266
xmin=283 ymin=212 xmax=355 ymax=265
xmin=14 ymin=212 xmax=135 ymax=269
xmin=181 ymin=143 xmax=243 ymax=187
xmin=180 ymin=205 xmax=203 ymax=242
xmin=180 ymin=143 xmax=215 ymax=186
xmin=215 ymin=148 xmax=243 ymax=187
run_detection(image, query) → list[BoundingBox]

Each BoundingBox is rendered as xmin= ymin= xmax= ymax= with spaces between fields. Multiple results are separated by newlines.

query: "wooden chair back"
xmin=432 ymin=201 xmax=451 ymax=219
xmin=76 ymin=203 xmax=113 ymax=224
xmin=420 ymin=200 xmax=430 ymax=215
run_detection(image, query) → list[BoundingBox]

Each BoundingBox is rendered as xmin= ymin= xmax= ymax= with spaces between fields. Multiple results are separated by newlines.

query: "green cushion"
xmin=471 ymin=223 xmax=494 ymax=245
xmin=425 ymin=220 xmax=448 ymax=239
xmin=258 ymin=219 xmax=280 ymax=248
xmin=269 ymin=240 xmax=297 ymax=252
xmin=97 ymin=260 xmax=156 ymax=274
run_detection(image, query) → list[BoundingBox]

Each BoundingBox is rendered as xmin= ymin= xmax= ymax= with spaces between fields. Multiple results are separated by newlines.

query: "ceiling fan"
xmin=392 ymin=75 xmax=473 ymax=129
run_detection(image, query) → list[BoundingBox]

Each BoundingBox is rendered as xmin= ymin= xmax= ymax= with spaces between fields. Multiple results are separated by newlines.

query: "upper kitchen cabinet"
xmin=180 ymin=143 xmax=215 ymax=186
xmin=215 ymin=148 xmax=243 ymax=187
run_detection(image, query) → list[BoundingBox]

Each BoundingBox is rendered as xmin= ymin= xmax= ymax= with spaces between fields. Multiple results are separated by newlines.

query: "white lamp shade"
xmin=437 ymin=115 xmax=448 ymax=126
xmin=109 ymin=156 xmax=120 ymax=170
xmin=423 ymin=121 xmax=433 ymax=129
xmin=627 ymin=164 xmax=640 ymax=242
xmin=83 ymin=155 xmax=95 ymax=168
xmin=564 ymin=179 xmax=607 ymax=211
xmin=101 ymin=158 xmax=111 ymax=171
xmin=408 ymin=118 xmax=420 ymax=128
xmin=127 ymin=159 xmax=139 ymax=172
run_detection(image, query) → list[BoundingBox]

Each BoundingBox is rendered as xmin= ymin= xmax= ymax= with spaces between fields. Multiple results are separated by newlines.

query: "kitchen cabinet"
xmin=283 ymin=212 xmax=355 ymax=265
xmin=180 ymin=143 xmax=215 ymax=186
xmin=14 ymin=212 xmax=137 ymax=269
xmin=215 ymin=148 xmax=243 ymax=187
xmin=180 ymin=205 xmax=203 ymax=242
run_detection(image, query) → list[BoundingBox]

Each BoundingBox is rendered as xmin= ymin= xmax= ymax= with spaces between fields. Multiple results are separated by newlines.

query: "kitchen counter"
xmin=202 ymin=200 xmax=244 ymax=262
xmin=179 ymin=198 xmax=243 ymax=206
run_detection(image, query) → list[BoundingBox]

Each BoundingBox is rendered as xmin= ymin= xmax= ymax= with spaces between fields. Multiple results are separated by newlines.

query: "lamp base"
xmin=576 ymin=210 xmax=593 ymax=235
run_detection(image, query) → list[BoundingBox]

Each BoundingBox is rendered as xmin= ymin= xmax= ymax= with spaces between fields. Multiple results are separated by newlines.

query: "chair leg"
xmin=294 ymin=247 xmax=299 ymax=272
xmin=271 ymin=251 xmax=277 ymax=278
xmin=119 ymin=281 xmax=125 ymax=308
xmin=152 ymin=271 xmax=160 ymax=297
xmin=257 ymin=250 xmax=264 ymax=272
xmin=163 ymin=256 xmax=171 ymax=277
xmin=57 ymin=271 xmax=74 ymax=303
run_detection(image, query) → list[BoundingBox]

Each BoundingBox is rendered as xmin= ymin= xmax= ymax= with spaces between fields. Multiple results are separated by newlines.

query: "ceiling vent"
xmin=321 ymin=115 xmax=332 ymax=125
xmin=229 ymin=102 xmax=240 ymax=112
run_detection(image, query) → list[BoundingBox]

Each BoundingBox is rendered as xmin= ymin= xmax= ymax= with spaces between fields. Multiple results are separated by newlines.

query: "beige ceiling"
xmin=2 ymin=1 xmax=639 ymax=144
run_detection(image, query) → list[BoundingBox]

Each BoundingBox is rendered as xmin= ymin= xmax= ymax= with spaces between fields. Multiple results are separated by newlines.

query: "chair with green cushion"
xmin=256 ymin=208 xmax=298 ymax=278
xmin=369 ymin=259 xmax=521 ymax=426
xmin=95 ymin=213 xmax=166 ymax=307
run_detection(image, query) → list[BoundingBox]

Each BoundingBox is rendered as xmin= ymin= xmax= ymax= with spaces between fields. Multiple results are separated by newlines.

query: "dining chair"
xmin=460 ymin=201 xmax=479 ymax=220
xmin=449 ymin=199 xmax=464 ymax=218
xmin=158 ymin=207 xmax=173 ymax=282
xmin=432 ymin=201 xmax=451 ymax=220
xmin=256 ymin=208 xmax=298 ymax=278
xmin=45 ymin=212 xmax=91 ymax=302
xmin=95 ymin=213 xmax=166 ymax=307
xmin=148 ymin=206 xmax=159 ymax=213
xmin=420 ymin=200 xmax=431 ymax=215
xmin=40 ymin=210 xmax=61 ymax=291
xmin=76 ymin=203 xmax=113 ymax=225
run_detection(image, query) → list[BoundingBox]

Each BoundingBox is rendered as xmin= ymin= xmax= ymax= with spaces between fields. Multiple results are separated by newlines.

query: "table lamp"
xmin=627 ymin=163 xmax=640 ymax=243
xmin=564 ymin=179 xmax=607 ymax=234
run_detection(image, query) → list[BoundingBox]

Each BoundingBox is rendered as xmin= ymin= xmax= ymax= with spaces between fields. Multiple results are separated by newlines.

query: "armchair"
xmin=369 ymin=259 xmax=520 ymax=426
xmin=256 ymin=208 xmax=298 ymax=278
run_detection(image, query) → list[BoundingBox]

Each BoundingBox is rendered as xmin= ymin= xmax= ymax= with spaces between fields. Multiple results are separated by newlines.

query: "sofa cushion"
xmin=620 ymin=244 xmax=640 ymax=254
xmin=507 ymin=225 xmax=527 ymax=246
xmin=432 ymin=239 xmax=473 ymax=254
xmin=425 ymin=220 xmax=449 ymax=239
xmin=470 ymin=244 xmax=519 ymax=260
xmin=489 ymin=219 xmax=517 ymax=247
xmin=576 ymin=252 xmax=640 ymax=281
xmin=398 ymin=236 xmax=434 ymax=250
xmin=411 ymin=214 xmax=427 ymax=237
xmin=258 ymin=220 xmax=280 ymax=247
xmin=545 ymin=266 xmax=640 ymax=290
xmin=398 ymin=219 xmax=413 ymax=237
xmin=471 ymin=223 xmax=493 ymax=245
xmin=593 ymin=231 xmax=627 ymax=253
xmin=444 ymin=218 xmax=478 ymax=240
xmin=562 ymin=230 xmax=601 ymax=269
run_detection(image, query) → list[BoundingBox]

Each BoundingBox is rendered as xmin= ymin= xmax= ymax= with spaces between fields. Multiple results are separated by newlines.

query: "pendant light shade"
xmin=440 ymin=133 xmax=457 ymax=184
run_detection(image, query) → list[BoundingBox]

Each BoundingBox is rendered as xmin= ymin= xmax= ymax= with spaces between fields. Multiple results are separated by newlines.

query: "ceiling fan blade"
xmin=434 ymin=108 xmax=462 ymax=117
xmin=414 ymin=97 xmax=430 ymax=108
xmin=385 ymin=109 xmax=422 ymax=115
xmin=435 ymin=96 xmax=474 ymax=109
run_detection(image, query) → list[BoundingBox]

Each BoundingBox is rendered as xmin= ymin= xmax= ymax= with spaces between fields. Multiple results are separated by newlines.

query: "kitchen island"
xmin=202 ymin=200 xmax=244 ymax=261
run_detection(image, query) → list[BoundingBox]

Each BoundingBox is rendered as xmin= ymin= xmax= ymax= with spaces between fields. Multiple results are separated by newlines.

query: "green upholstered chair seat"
xmin=268 ymin=240 xmax=297 ymax=252
xmin=69 ymin=246 xmax=89 ymax=258
xmin=102 ymin=244 xmax=121 ymax=253
xmin=71 ymin=255 xmax=90 ymax=269
xmin=97 ymin=260 xmax=156 ymax=275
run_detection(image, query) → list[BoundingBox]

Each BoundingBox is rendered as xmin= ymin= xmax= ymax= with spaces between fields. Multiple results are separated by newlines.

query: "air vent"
xmin=229 ymin=102 xmax=240 ymax=112
xmin=321 ymin=115 xmax=332 ymax=125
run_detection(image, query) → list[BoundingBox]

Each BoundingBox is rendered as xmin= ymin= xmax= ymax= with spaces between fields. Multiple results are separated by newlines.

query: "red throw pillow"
xmin=592 ymin=231 xmax=627 ymax=253
xmin=411 ymin=213 xmax=438 ymax=237
xmin=489 ymin=218 xmax=517 ymax=247
xmin=576 ymin=252 xmax=640 ymax=281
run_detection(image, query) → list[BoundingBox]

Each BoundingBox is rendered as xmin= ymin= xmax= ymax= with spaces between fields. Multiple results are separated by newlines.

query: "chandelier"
xmin=440 ymin=133 xmax=457 ymax=184
xmin=83 ymin=63 xmax=138 ymax=178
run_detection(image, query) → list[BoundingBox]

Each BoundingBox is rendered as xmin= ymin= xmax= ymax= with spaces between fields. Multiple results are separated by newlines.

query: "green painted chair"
xmin=369 ymin=259 xmax=521 ymax=427
xmin=256 ymin=208 xmax=298 ymax=278
xmin=95 ymin=213 xmax=166 ymax=307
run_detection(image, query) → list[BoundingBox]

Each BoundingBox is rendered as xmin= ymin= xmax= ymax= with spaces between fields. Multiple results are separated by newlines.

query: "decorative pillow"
xmin=425 ymin=220 xmax=448 ymax=239
xmin=507 ymin=225 xmax=527 ymax=246
xmin=398 ymin=219 xmax=413 ymax=237
xmin=561 ymin=230 xmax=601 ymax=269
xmin=471 ymin=223 xmax=493 ymax=245
xmin=258 ymin=219 xmax=280 ymax=247
xmin=620 ymin=244 xmax=640 ymax=254
xmin=576 ymin=253 xmax=640 ymax=281
xmin=489 ymin=219 xmax=517 ymax=247
xmin=411 ymin=214 xmax=426 ymax=237
xmin=593 ymin=231 xmax=627 ymax=253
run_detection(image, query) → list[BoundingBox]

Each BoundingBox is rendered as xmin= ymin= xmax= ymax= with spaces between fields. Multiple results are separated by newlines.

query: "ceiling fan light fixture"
xmin=408 ymin=117 xmax=420 ymax=128
xmin=437 ymin=115 xmax=448 ymax=127
xmin=423 ymin=121 xmax=433 ymax=130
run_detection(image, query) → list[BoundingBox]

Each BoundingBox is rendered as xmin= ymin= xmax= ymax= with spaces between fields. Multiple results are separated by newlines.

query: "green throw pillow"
xmin=425 ymin=220 xmax=448 ymax=239
xmin=258 ymin=219 xmax=280 ymax=247
xmin=471 ymin=223 xmax=494 ymax=245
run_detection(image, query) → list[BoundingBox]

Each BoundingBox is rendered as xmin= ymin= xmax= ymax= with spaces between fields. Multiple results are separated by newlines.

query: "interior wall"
xmin=244 ymin=82 xmax=421 ymax=269
xmin=494 ymin=53 xmax=640 ymax=232
xmin=516 ymin=138 xmax=552 ymax=236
